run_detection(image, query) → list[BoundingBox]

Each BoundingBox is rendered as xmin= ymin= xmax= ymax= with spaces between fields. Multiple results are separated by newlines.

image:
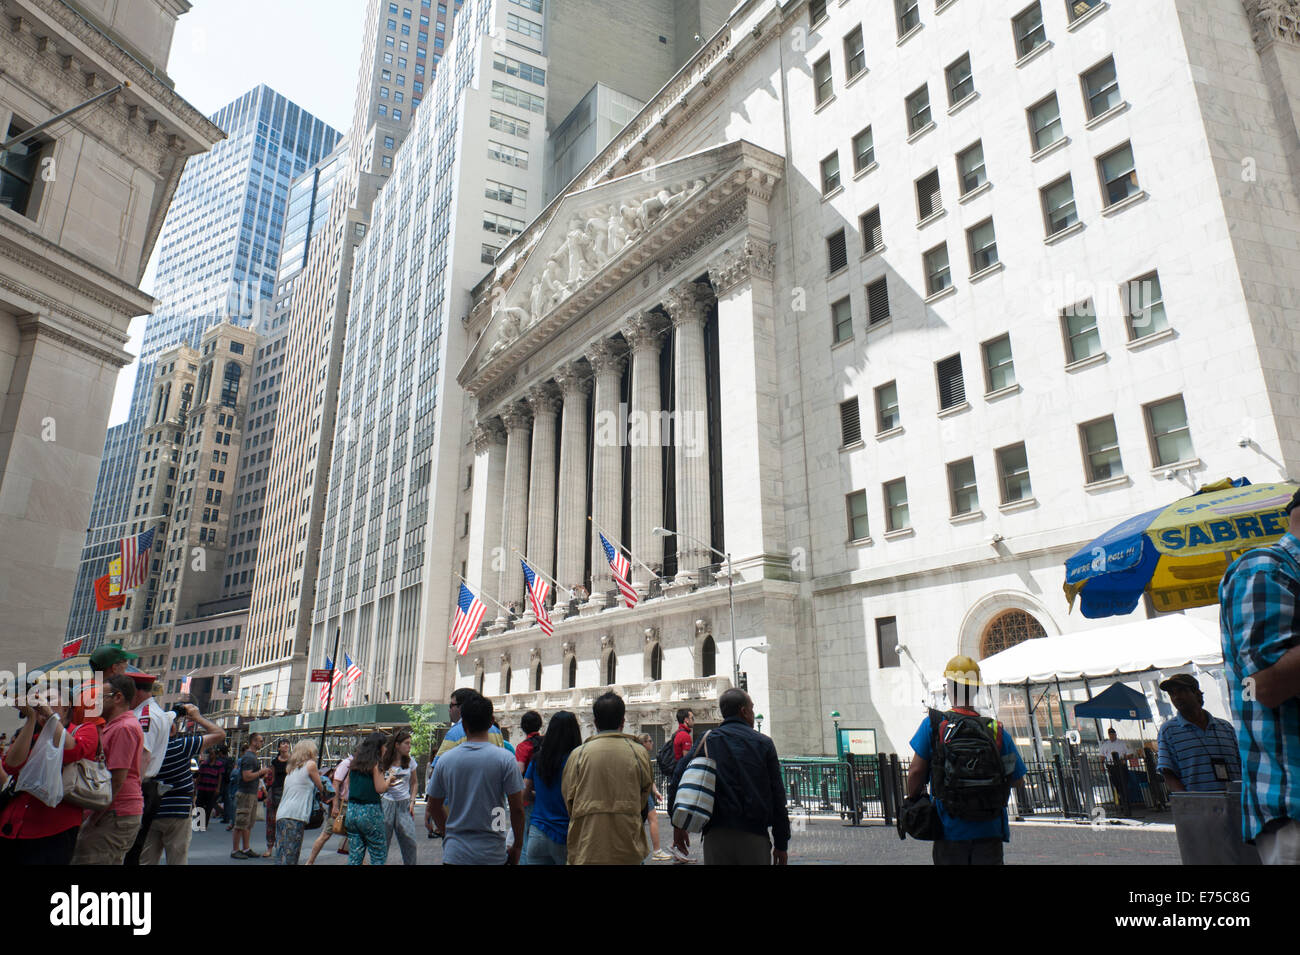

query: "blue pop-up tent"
xmin=1073 ymin=682 xmax=1152 ymax=721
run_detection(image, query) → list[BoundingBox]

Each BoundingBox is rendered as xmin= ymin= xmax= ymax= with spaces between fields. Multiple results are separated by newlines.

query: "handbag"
xmin=306 ymin=792 xmax=325 ymax=831
xmin=901 ymin=793 xmax=943 ymax=841
xmin=62 ymin=728 xmax=112 ymax=811
xmin=669 ymin=731 xmax=716 ymax=833
xmin=332 ymin=800 xmax=348 ymax=835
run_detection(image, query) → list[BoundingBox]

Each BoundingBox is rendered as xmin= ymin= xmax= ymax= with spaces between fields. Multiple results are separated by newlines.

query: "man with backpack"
xmin=906 ymin=655 xmax=1026 ymax=865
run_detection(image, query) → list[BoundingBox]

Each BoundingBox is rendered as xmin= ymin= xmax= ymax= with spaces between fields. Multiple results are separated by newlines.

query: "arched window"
xmin=650 ymin=643 xmax=662 ymax=682
xmin=605 ymin=650 xmax=617 ymax=686
xmin=567 ymin=656 xmax=577 ymax=689
xmin=701 ymin=636 xmax=716 ymax=678
xmin=533 ymin=661 xmax=542 ymax=691
xmin=221 ymin=361 xmax=242 ymax=407
xmin=979 ymin=609 xmax=1047 ymax=659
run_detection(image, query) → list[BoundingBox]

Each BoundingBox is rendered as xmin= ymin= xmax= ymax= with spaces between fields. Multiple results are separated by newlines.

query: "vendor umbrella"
xmin=1073 ymin=682 xmax=1152 ymax=721
xmin=1064 ymin=478 xmax=1296 ymax=618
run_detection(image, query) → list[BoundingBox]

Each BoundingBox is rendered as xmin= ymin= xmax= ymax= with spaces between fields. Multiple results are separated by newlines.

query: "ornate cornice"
xmin=658 ymin=200 xmax=747 ymax=280
xmin=1244 ymin=0 xmax=1300 ymax=50
xmin=472 ymin=419 xmax=505 ymax=453
xmin=622 ymin=310 xmax=669 ymax=352
xmin=707 ymin=237 xmax=777 ymax=296
xmin=663 ymin=281 xmax=712 ymax=328
xmin=477 ymin=373 xmax=517 ymax=408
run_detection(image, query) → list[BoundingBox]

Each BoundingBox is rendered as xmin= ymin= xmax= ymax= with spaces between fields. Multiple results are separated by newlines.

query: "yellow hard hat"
xmin=944 ymin=655 xmax=982 ymax=687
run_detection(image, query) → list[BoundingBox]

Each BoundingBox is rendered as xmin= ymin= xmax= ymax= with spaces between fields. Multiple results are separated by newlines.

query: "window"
xmin=481 ymin=243 xmax=500 ymax=264
xmin=827 ymin=229 xmax=848 ymax=273
xmin=997 ymin=442 xmax=1033 ymax=503
xmin=1124 ymin=271 xmax=1167 ymax=340
xmin=0 ymin=121 xmax=50 ymax=218
xmin=814 ymin=55 xmax=834 ymax=106
xmin=1028 ymin=93 xmax=1064 ymax=152
xmin=1067 ymin=0 xmax=1103 ymax=21
xmin=387 ymin=18 xmax=397 ymax=29
xmin=861 ymin=206 xmax=883 ymax=253
xmin=1061 ymin=300 xmax=1102 ymax=363
xmin=381 ymin=155 xmax=392 ymax=169
xmin=485 ymin=179 xmax=527 ymax=207
xmin=809 ymin=0 xmax=827 ymax=26
xmin=924 ymin=243 xmax=951 ymax=295
xmin=982 ymin=334 xmax=1015 ymax=392
xmin=491 ymin=81 xmax=545 ymax=113
xmin=820 ymin=151 xmax=841 ymax=194
xmin=382 ymin=69 xmax=391 ymax=80
xmin=483 ymin=211 xmax=525 ymax=235
xmin=936 ymin=354 xmax=965 ymax=410
xmin=493 ymin=53 xmax=545 ymax=86
xmin=507 ymin=12 xmax=543 ymax=40
xmin=1013 ymin=2 xmax=1047 ymax=58
xmin=852 ymin=127 xmax=874 ymax=172
xmin=896 ymin=0 xmax=920 ymax=36
xmin=488 ymin=140 xmax=529 ymax=169
xmin=839 ymin=398 xmax=862 ymax=445
xmin=947 ymin=53 xmax=975 ymax=105
xmin=877 ymin=618 xmax=901 ymax=668
xmin=831 ymin=295 xmax=853 ymax=344
xmin=948 ymin=458 xmax=980 ymax=516
xmin=967 ymin=218 xmax=998 ymax=272
xmin=844 ymin=26 xmax=866 ymax=78
xmin=916 ymin=169 xmax=942 ymax=219
xmin=956 ymin=141 xmax=987 ymax=196
xmin=1041 ymin=175 xmax=1078 ymax=235
xmin=384 ymin=135 xmax=395 ymax=148
xmin=1098 ymin=142 xmax=1139 ymax=206
xmin=847 ymin=490 xmax=870 ymax=541
xmin=489 ymin=109 xmax=530 ymax=137
xmin=384 ymin=52 xmax=393 ymax=63
xmin=378 ymin=105 xmax=388 ymax=116
xmin=876 ymin=382 xmax=900 ymax=432
xmin=1082 ymin=57 xmax=1121 ymax=118
xmin=1080 ymin=416 xmax=1123 ymax=482
xmin=393 ymin=109 xmax=401 ymax=120
xmin=884 ymin=479 xmax=910 ymax=531
xmin=906 ymin=84 xmax=932 ymax=133
xmin=1145 ymin=396 xmax=1194 ymax=466
xmin=863 ymin=278 xmax=894 ymax=327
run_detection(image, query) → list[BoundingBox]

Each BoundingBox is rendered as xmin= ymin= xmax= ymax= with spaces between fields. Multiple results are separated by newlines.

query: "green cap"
xmin=89 ymin=643 xmax=137 ymax=671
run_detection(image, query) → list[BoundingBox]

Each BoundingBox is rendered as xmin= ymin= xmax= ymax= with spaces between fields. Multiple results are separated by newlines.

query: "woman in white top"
xmin=381 ymin=729 xmax=418 ymax=865
xmin=273 ymin=740 xmax=325 ymax=866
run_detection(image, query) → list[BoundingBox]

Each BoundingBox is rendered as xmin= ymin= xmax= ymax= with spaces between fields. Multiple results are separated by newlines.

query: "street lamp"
xmin=653 ymin=526 xmax=738 ymax=689
xmin=831 ymin=709 xmax=842 ymax=759
xmin=737 ymin=643 xmax=769 ymax=694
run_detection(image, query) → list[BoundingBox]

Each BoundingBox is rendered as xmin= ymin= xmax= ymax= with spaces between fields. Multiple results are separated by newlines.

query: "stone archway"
xmin=979 ymin=609 xmax=1048 ymax=660
xmin=957 ymin=591 xmax=1060 ymax=662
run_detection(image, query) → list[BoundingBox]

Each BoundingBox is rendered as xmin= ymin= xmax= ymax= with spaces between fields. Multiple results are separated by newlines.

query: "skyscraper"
xmin=65 ymin=86 xmax=340 ymax=651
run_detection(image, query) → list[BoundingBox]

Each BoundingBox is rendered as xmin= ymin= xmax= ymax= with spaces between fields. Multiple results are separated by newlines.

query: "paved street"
xmin=185 ymin=808 xmax=1179 ymax=866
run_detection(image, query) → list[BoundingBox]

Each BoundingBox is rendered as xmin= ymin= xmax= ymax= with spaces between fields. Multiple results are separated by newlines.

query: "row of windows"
xmin=484 ymin=178 xmax=526 ymax=208
xmin=841 ymin=396 xmax=1193 ymax=540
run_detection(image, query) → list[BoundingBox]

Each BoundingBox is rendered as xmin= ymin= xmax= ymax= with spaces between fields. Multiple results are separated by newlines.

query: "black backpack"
xmin=928 ymin=707 xmax=1013 ymax=821
xmin=656 ymin=738 xmax=678 ymax=777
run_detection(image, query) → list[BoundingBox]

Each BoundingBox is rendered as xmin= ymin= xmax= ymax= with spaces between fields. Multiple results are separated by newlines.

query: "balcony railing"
xmin=495 ymin=676 xmax=732 ymax=714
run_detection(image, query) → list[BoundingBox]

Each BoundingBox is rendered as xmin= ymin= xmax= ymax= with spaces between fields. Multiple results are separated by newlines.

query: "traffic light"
xmin=739 ymin=671 xmax=748 ymax=692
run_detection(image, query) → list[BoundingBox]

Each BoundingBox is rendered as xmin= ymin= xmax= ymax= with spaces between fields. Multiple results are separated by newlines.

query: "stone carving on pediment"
xmin=480 ymin=177 xmax=710 ymax=367
xmin=658 ymin=202 xmax=747 ymax=280
xmin=1245 ymin=0 xmax=1300 ymax=48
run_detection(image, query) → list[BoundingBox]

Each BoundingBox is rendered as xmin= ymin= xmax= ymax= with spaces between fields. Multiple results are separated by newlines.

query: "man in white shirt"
xmin=123 ymin=674 xmax=174 ymax=865
xmin=1099 ymin=728 xmax=1128 ymax=764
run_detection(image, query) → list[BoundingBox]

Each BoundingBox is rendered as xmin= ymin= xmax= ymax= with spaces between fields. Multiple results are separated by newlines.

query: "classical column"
xmin=498 ymin=403 xmax=532 ymax=620
xmin=706 ymin=237 xmax=787 ymax=570
xmin=587 ymin=339 xmax=626 ymax=601
xmin=469 ymin=420 xmax=507 ymax=611
xmin=664 ymin=281 xmax=714 ymax=580
xmin=554 ymin=362 xmax=591 ymax=598
xmin=624 ymin=311 xmax=669 ymax=591
xmin=525 ymin=384 xmax=560 ymax=589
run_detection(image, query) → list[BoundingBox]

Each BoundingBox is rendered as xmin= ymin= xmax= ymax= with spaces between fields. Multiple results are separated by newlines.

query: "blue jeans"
xmin=522 ymin=824 xmax=567 ymax=865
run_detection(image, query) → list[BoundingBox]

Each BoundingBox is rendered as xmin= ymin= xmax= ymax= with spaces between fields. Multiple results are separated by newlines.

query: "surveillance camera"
xmin=1238 ymin=437 xmax=1251 ymax=449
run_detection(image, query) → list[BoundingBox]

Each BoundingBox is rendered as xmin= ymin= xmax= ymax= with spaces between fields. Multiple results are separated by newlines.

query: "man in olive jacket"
xmin=562 ymin=691 xmax=653 ymax=864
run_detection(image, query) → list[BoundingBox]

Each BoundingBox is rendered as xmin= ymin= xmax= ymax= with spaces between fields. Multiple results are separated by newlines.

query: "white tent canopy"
xmin=979 ymin=615 xmax=1223 ymax=687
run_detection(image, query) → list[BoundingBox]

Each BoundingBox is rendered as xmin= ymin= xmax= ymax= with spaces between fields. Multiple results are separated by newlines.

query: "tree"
xmin=403 ymin=703 xmax=446 ymax=762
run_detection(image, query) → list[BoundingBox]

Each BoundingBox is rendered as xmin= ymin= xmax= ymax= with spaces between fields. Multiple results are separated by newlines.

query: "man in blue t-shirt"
xmin=140 ymin=703 xmax=226 ymax=865
xmin=907 ymin=655 xmax=1027 ymax=865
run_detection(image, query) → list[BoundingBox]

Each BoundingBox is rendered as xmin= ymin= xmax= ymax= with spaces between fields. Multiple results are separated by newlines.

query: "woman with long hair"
xmin=0 ymin=683 xmax=101 ymax=865
xmin=345 ymin=731 xmax=395 ymax=865
xmin=380 ymin=729 xmax=418 ymax=865
xmin=521 ymin=710 xmax=582 ymax=865
xmin=273 ymin=740 xmax=326 ymax=865
xmin=262 ymin=738 xmax=291 ymax=856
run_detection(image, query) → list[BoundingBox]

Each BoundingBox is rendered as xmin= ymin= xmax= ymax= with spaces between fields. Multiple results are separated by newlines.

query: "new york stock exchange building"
xmin=450 ymin=0 xmax=1298 ymax=756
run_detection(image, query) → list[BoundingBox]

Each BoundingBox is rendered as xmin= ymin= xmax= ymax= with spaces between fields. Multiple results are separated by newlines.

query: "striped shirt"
xmin=155 ymin=734 xmax=205 ymax=817
xmin=1156 ymin=713 xmax=1240 ymax=792
xmin=1220 ymin=533 xmax=1300 ymax=841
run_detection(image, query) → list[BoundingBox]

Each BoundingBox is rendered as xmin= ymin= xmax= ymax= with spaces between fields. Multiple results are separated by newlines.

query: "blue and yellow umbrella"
xmin=1064 ymin=479 xmax=1297 ymax=618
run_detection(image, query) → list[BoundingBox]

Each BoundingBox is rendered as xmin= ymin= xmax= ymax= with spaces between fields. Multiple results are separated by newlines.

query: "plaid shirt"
xmin=1219 ymin=532 xmax=1300 ymax=841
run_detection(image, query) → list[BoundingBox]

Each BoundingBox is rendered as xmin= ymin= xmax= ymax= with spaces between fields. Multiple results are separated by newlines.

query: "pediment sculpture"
xmin=480 ymin=177 xmax=709 ymax=365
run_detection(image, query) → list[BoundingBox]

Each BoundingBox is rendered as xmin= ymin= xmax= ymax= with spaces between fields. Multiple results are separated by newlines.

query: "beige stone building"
xmin=0 ymin=0 xmax=219 ymax=680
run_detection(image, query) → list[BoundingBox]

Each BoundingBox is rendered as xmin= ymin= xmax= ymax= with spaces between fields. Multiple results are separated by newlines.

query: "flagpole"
xmin=454 ymin=572 xmax=511 ymax=614
xmin=588 ymin=516 xmax=659 ymax=581
xmin=512 ymin=549 xmax=574 ymax=599
xmin=317 ymin=626 xmax=341 ymax=764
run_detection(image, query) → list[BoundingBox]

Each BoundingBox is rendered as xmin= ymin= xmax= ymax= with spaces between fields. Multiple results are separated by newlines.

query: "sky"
xmin=107 ymin=0 xmax=364 ymax=425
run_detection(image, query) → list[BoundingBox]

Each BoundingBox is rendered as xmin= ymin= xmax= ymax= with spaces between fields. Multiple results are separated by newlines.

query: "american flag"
xmin=450 ymin=583 xmax=487 ymax=656
xmin=343 ymin=654 xmax=361 ymax=706
xmin=319 ymin=656 xmax=342 ymax=708
xmin=118 ymin=526 xmax=156 ymax=591
xmin=600 ymin=533 xmax=638 ymax=609
xmin=522 ymin=560 xmax=553 ymax=637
